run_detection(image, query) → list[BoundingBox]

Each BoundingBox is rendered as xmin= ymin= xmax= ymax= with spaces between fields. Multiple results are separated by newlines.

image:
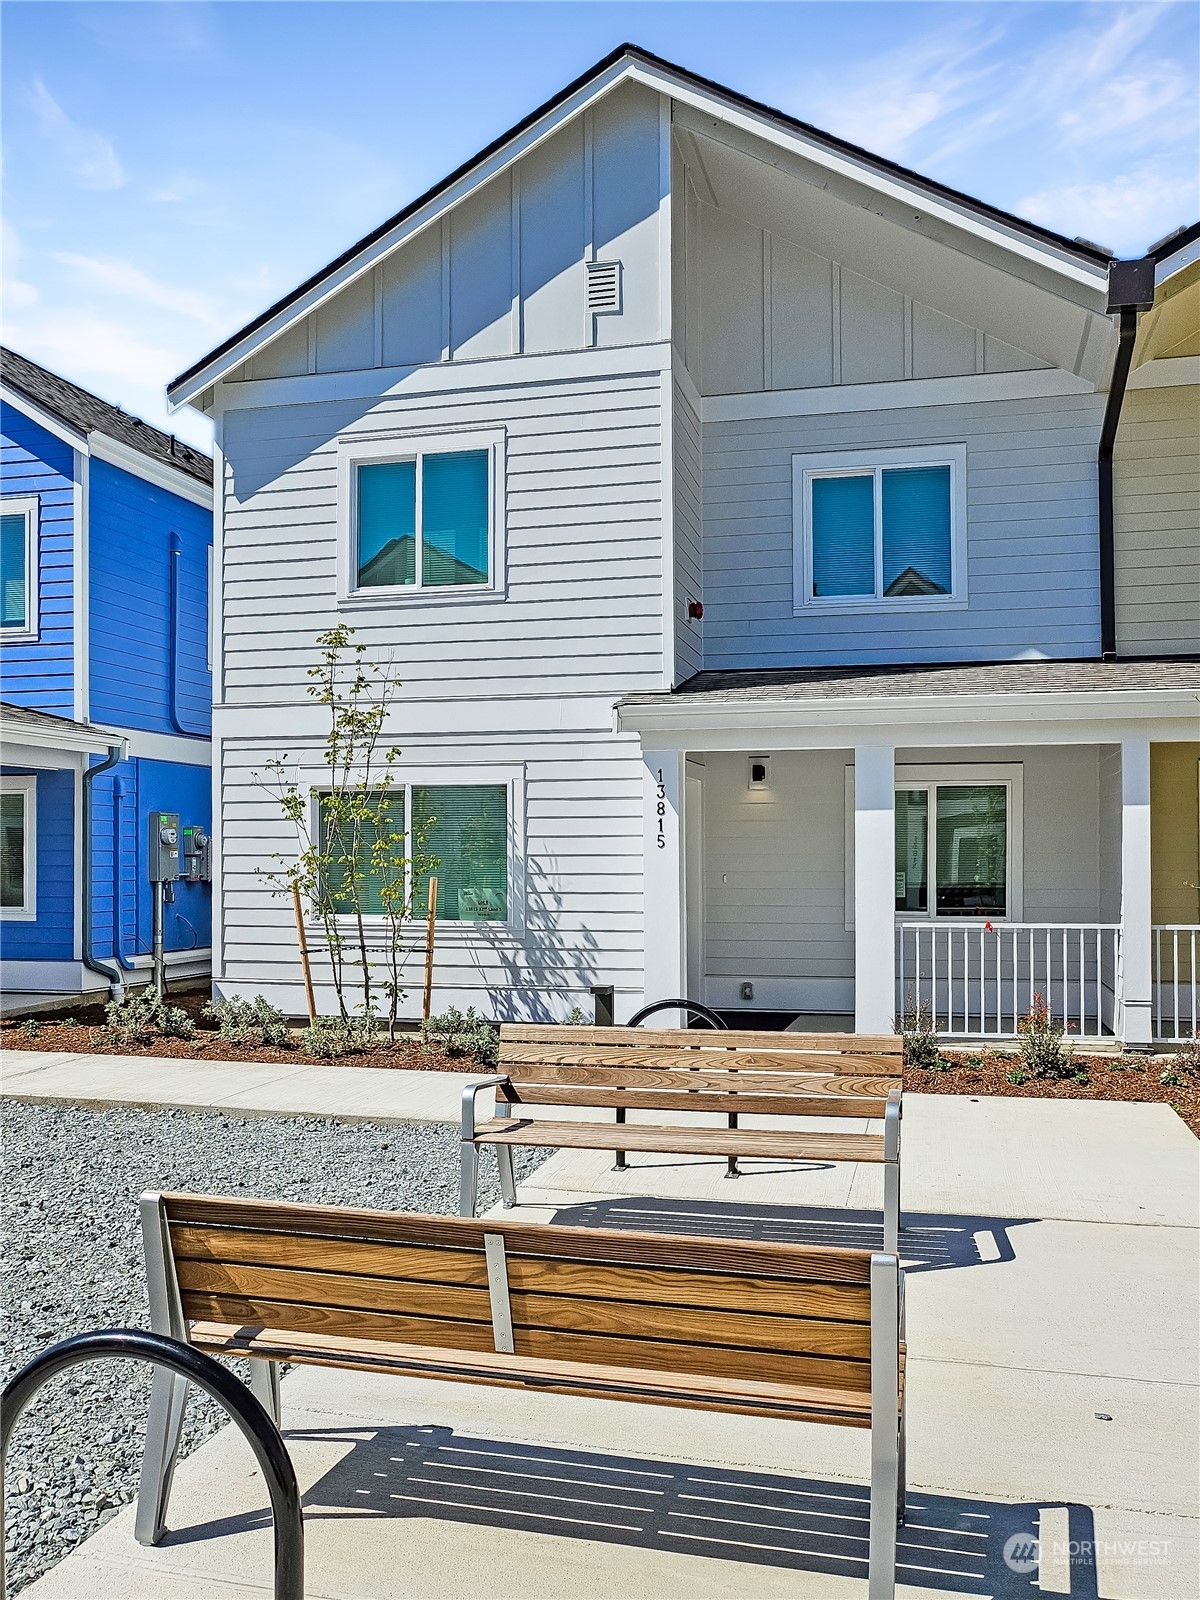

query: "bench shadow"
xmin=165 ymin=1424 xmax=1097 ymax=1599
xmin=547 ymin=1196 xmax=1037 ymax=1273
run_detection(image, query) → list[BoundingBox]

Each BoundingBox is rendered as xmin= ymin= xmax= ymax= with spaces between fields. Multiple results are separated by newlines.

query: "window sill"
xmin=1 ymin=629 xmax=41 ymax=646
xmin=338 ymin=586 xmax=504 ymax=609
xmin=794 ymin=597 xmax=967 ymax=618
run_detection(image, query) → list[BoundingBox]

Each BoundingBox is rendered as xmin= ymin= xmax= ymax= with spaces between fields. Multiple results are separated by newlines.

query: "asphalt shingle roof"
xmin=1 ymin=347 xmax=212 ymax=486
xmin=623 ymin=659 xmax=1200 ymax=707
xmin=0 ymin=702 xmax=115 ymax=741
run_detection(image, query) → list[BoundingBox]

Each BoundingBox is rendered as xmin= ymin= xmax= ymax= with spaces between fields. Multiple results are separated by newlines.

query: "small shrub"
xmin=300 ymin=1009 xmax=379 ymax=1059
xmin=1107 ymin=1056 xmax=1144 ymax=1073
xmin=897 ymin=998 xmax=942 ymax=1071
xmin=203 ymin=994 xmax=292 ymax=1049
xmin=564 ymin=1005 xmax=588 ymax=1026
xmin=102 ymin=990 xmax=196 ymax=1045
xmin=1160 ymin=1068 xmax=1185 ymax=1088
xmin=1016 ymin=993 xmax=1074 ymax=1080
xmin=61 ymin=1015 xmax=78 ymax=1028
xmin=1006 ymin=1067 xmax=1028 ymax=1085
xmin=1072 ymin=1069 xmax=1090 ymax=1085
xmin=21 ymin=1018 xmax=40 ymax=1039
xmin=1171 ymin=1038 xmax=1200 ymax=1077
xmin=421 ymin=1005 xmax=498 ymax=1068
xmin=966 ymin=1054 xmax=983 ymax=1068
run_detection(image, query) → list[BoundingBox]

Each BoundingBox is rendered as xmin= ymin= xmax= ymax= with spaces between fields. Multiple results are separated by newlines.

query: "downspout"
xmin=82 ymin=743 xmax=127 ymax=999
xmin=168 ymin=532 xmax=205 ymax=738
xmin=1098 ymin=257 xmax=1157 ymax=660
xmin=112 ymin=775 xmax=136 ymax=972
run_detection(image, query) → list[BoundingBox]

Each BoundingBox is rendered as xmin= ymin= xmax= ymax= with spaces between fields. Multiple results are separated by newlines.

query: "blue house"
xmin=1 ymin=348 xmax=213 ymax=1001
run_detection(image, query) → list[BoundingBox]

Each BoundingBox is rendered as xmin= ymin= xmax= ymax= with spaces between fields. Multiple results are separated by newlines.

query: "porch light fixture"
xmin=748 ymin=757 xmax=770 ymax=791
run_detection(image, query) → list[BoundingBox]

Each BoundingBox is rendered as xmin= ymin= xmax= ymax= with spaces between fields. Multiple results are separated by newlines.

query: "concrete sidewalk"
xmin=8 ymin=1051 xmax=1200 ymax=1599
xmin=1 ymin=1048 xmax=476 ymax=1124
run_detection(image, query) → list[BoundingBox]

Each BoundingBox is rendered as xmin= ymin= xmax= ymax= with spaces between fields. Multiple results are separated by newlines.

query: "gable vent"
xmin=586 ymin=259 xmax=621 ymax=314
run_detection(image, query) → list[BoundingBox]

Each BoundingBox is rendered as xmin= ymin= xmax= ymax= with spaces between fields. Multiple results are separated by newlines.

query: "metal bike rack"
xmin=619 ymin=998 xmax=733 ymax=1173
xmin=1 ymin=1328 xmax=303 ymax=1600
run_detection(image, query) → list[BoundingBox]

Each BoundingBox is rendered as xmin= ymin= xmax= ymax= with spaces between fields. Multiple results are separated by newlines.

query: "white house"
xmin=168 ymin=46 xmax=1200 ymax=1044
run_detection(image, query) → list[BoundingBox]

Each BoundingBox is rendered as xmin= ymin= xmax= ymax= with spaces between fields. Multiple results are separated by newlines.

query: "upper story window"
xmin=337 ymin=431 xmax=505 ymax=605
xmin=1 ymin=497 xmax=39 ymax=643
xmin=793 ymin=445 xmax=966 ymax=614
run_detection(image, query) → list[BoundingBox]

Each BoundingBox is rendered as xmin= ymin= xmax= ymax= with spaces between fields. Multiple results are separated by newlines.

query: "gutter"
xmin=82 ymin=742 xmax=128 ymax=999
xmin=1098 ymin=257 xmax=1157 ymax=659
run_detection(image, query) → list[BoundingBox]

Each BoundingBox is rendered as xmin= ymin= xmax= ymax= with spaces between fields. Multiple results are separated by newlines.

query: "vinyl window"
xmin=794 ymin=446 xmax=965 ymax=612
xmin=338 ymin=432 xmax=504 ymax=603
xmin=0 ymin=775 xmax=36 ymax=919
xmin=1 ymin=497 xmax=38 ymax=642
xmin=316 ymin=782 xmax=509 ymax=923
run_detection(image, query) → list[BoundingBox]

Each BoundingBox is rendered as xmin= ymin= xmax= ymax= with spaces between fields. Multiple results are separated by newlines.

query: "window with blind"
xmin=794 ymin=447 xmax=963 ymax=610
xmin=316 ymin=783 xmax=509 ymax=924
xmin=895 ymin=782 xmax=1009 ymax=918
xmin=354 ymin=447 xmax=491 ymax=593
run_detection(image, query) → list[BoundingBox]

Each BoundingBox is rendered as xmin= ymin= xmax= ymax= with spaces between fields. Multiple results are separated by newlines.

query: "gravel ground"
xmin=1 ymin=1101 xmax=544 ymax=1595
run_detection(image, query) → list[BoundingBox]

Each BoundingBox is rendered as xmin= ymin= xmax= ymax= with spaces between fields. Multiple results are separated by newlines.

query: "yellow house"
xmin=1115 ymin=224 xmax=1200 ymax=1036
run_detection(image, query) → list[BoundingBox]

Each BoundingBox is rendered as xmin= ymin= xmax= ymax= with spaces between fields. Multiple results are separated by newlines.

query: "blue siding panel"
xmin=89 ymin=459 xmax=211 ymax=736
xmin=0 ymin=404 xmax=75 ymax=714
xmin=0 ymin=765 xmax=75 ymax=960
xmin=88 ymin=755 xmax=211 ymax=961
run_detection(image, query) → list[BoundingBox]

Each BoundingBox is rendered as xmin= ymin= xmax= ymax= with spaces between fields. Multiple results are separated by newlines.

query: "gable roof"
xmin=2 ymin=346 xmax=212 ymax=486
xmin=168 ymin=42 xmax=1116 ymax=409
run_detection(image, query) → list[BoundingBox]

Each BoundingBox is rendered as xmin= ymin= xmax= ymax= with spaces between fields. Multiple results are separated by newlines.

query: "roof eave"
xmin=167 ymin=43 xmax=1113 ymax=412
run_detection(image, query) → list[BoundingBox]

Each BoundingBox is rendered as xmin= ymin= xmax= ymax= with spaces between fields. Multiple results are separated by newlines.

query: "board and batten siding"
xmin=217 ymin=725 xmax=647 ymax=1017
xmin=672 ymin=373 xmax=703 ymax=681
xmin=1113 ymin=383 xmax=1200 ymax=657
xmin=220 ymin=366 xmax=667 ymax=700
xmin=0 ymin=404 xmax=75 ymax=715
xmin=701 ymin=390 xmax=1105 ymax=667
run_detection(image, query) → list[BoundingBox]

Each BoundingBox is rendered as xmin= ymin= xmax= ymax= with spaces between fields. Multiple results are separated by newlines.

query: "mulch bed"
xmin=908 ymin=1048 xmax=1200 ymax=1137
xmin=4 ymin=997 xmax=1197 ymax=1137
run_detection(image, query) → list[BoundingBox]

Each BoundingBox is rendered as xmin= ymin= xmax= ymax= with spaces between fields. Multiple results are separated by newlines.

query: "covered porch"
xmin=619 ymin=661 xmax=1200 ymax=1047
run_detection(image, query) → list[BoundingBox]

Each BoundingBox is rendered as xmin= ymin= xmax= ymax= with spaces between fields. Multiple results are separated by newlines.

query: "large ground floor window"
xmin=896 ymin=783 xmax=1008 ymax=917
xmin=0 ymin=774 xmax=36 ymax=918
xmin=316 ymin=782 xmax=509 ymax=924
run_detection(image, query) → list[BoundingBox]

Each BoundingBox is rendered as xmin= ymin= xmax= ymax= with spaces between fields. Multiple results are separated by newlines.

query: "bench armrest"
xmin=461 ymin=1076 xmax=508 ymax=1141
xmin=884 ymin=1088 xmax=902 ymax=1161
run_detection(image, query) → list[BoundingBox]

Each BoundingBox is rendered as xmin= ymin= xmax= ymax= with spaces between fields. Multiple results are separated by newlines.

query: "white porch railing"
xmin=1153 ymin=926 xmax=1199 ymax=1042
xmin=897 ymin=922 xmax=1122 ymax=1040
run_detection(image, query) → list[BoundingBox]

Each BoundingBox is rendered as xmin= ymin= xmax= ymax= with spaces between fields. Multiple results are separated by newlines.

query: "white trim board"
xmin=0 ymin=385 xmax=87 ymax=452
xmin=87 ymin=433 xmax=213 ymax=509
xmin=214 ymin=339 xmax=672 ymax=414
xmin=703 ymin=367 xmax=1094 ymax=422
xmin=90 ymin=727 xmax=211 ymax=767
xmin=1127 ymin=356 xmax=1200 ymax=390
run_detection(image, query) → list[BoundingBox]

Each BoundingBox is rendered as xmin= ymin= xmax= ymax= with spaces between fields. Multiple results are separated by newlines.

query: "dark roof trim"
xmin=168 ymin=42 xmax=1115 ymax=402
xmin=2 ymin=346 xmax=212 ymax=486
xmin=1146 ymin=220 xmax=1200 ymax=261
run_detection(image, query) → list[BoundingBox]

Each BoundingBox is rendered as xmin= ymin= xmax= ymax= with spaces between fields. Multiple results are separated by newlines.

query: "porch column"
xmin=642 ymin=748 xmax=687 ymax=1007
xmin=1120 ymin=734 xmax=1153 ymax=1047
xmin=854 ymin=743 xmax=896 ymax=1035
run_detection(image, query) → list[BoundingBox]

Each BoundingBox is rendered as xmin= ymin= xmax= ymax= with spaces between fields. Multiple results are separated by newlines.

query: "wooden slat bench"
xmin=461 ymin=1025 xmax=904 ymax=1250
xmin=135 ymin=1189 xmax=906 ymax=1598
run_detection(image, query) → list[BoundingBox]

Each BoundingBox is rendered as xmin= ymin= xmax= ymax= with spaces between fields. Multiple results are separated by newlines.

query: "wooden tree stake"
xmin=293 ymin=881 xmax=317 ymax=1023
xmin=423 ymin=875 xmax=438 ymax=1020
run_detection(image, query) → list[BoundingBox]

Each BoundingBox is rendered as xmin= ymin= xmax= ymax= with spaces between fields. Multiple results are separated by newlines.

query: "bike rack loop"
xmin=626 ymin=997 xmax=728 ymax=1030
xmin=2 ymin=1328 xmax=303 ymax=1600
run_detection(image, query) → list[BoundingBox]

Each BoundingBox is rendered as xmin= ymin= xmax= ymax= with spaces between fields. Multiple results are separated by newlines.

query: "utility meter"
xmin=149 ymin=811 xmax=180 ymax=882
xmin=182 ymin=824 xmax=212 ymax=884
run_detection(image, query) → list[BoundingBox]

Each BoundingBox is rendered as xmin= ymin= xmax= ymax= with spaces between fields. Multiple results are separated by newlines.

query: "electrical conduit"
xmin=82 ymin=744 xmax=127 ymax=999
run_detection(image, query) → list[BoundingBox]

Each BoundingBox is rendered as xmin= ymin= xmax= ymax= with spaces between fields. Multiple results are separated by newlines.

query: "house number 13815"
xmin=655 ymin=768 xmax=666 ymax=848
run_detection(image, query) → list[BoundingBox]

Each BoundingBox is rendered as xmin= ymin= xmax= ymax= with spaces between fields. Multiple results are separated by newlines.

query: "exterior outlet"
xmin=586 ymin=259 xmax=621 ymax=314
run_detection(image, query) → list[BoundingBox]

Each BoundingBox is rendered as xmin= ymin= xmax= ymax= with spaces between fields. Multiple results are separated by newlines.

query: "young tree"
xmin=256 ymin=625 xmax=436 ymax=1042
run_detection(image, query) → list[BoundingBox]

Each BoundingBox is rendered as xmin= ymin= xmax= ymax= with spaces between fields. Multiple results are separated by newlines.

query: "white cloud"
xmin=1019 ymin=164 xmax=1199 ymax=253
xmin=30 ymin=78 xmax=126 ymax=191
xmin=53 ymin=250 xmax=227 ymax=330
xmin=149 ymin=171 xmax=206 ymax=205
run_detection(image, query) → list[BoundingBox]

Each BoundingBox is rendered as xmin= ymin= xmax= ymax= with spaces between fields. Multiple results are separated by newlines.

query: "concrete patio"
xmin=4 ymin=1052 xmax=1198 ymax=1599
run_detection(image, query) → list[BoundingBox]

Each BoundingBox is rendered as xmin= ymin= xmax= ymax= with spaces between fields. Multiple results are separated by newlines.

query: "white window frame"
xmin=301 ymin=762 xmax=525 ymax=939
xmin=1 ymin=495 xmax=40 ymax=644
xmin=0 ymin=773 xmax=37 ymax=920
xmin=844 ymin=762 xmax=1023 ymax=928
xmin=336 ymin=428 xmax=506 ymax=607
xmin=793 ymin=444 xmax=967 ymax=615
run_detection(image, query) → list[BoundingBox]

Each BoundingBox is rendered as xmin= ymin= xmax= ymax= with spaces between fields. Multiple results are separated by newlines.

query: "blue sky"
xmin=3 ymin=1 xmax=1197 ymax=448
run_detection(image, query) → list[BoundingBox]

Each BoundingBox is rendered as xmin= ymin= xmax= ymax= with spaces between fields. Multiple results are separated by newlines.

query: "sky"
xmin=3 ymin=0 xmax=1197 ymax=451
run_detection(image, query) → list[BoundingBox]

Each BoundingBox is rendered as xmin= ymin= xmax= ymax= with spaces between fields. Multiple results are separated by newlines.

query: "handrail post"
xmin=2 ymin=1329 xmax=303 ymax=1600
